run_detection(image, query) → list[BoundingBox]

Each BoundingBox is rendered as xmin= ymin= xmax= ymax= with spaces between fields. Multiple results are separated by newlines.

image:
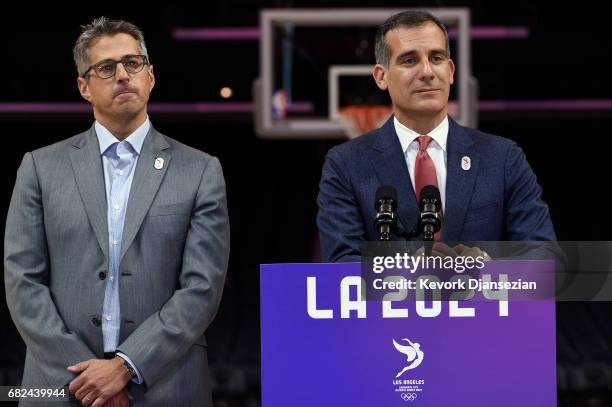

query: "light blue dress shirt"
xmin=95 ymin=118 xmax=149 ymax=384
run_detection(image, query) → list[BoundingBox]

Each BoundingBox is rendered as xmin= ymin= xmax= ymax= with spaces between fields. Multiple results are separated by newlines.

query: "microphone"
xmin=418 ymin=185 xmax=442 ymax=253
xmin=374 ymin=185 xmax=398 ymax=240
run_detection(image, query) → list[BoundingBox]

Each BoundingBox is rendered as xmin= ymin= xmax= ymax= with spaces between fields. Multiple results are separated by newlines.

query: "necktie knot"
xmin=417 ymin=135 xmax=433 ymax=153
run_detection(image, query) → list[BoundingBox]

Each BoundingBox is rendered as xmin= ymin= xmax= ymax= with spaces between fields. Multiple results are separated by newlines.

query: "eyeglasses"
xmin=81 ymin=54 xmax=149 ymax=79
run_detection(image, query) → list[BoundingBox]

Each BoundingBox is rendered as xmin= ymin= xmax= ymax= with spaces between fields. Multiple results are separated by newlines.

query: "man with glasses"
xmin=5 ymin=17 xmax=229 ymax=406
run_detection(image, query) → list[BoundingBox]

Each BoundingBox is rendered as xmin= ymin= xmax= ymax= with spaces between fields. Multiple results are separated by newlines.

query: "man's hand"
xmin=453 ymin=244 xmax=492 ymax=261
xmin=415 ymin=242 xmax=492 ymax=260
xmin=415 ymin=242 xmax=459 ymax=258
xmin=67 ymin=357 xmax=133 ymax=407
xmin=102 ymin=388 xmax=133 ymax=407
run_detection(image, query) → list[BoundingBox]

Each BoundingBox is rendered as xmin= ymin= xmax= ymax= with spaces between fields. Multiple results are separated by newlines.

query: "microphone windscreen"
xmin=420 ymin=185 xmax=441 ymax=202
xmin=375 ymin=185 xmax=398 ymax=209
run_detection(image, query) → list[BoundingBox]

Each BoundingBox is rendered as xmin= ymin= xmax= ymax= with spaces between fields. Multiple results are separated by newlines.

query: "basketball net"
xmin=338 ymin=105 xmax=393 ymax=139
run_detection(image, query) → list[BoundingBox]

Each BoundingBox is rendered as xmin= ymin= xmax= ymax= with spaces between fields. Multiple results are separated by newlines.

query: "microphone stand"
xmin=381 ymin=219 xmax=439 ymax=257
xmin=374 ymin=185 xmax=441 ymax=257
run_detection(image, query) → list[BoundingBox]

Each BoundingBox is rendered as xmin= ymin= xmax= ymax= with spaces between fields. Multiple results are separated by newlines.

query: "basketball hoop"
xmin=337 ymin=105 xmax=393 ymax=139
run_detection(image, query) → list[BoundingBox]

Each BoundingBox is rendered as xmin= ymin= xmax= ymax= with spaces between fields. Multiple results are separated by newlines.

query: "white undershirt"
xmin=394 ymin=116 xmax=448 ymax=211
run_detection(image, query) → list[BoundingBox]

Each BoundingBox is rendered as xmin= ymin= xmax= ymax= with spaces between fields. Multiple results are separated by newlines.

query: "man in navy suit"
xmin=317 ymin=11 xmax=556 ymax=262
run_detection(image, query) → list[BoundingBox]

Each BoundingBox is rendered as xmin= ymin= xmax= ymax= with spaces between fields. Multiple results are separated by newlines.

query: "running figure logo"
xmin=393 ymin=338 xmax=424 ymax=378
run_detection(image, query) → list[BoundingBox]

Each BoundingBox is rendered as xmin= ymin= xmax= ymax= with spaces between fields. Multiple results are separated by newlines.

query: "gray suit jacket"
xmin=4 ymin=125 xmax=230 ymax=406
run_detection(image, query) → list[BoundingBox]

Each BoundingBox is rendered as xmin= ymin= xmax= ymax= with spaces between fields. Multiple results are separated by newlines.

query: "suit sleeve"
xmin=116 ymin=156 xmax=230 ymax=388
xmin=4 ymin=152 xmax=97 ymax=387
xmin=317 ymin=148 xmax=366 ymax=262
xmin=504 ymin=143 xmax=557 ymax=241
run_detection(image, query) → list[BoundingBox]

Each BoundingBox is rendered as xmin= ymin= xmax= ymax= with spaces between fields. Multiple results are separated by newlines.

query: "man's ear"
xmin=448 ymin=58 xmax=455 ymax=86
xmin=148 ymin=65 xmax=155 ymax=92
xmin=373 ymin=64 xmax=388 ymax=91
xmin=77 ymin=77 xmax=92 ymax=102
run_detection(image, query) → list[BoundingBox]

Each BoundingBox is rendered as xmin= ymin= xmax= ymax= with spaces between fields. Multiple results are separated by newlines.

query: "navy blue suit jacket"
xmin=317 ymin=116 xmax=557 ymax=262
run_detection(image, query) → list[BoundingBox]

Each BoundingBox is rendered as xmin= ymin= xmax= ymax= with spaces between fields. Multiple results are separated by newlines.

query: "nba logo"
xmin=272 ymin=90 xmax=288 ymax=119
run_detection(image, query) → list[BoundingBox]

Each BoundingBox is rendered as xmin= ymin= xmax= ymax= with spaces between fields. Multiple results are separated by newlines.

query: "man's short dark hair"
xmin=73 ymin=17 xmax=149 ymax=77
xmin=375 ymin=11 xmax=450 ymax=68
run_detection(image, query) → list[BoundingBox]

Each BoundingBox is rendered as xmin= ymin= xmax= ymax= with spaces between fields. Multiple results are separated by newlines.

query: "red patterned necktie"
xmin=414 ymin=135 xmax=442 ymax=240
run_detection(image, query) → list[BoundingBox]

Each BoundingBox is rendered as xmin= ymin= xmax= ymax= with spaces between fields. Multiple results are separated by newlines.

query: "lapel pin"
xmin=154 ymin=157 xmax=164 ymax=170
xmin=461 ymin=156 xmax=471 ymax=171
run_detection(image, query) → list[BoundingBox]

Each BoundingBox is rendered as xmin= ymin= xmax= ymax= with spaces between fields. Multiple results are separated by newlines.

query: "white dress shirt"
xmin=95 ymin=117 xmax=149 ymax=384
xmin=394 ymin=116 xmax=448 ymax=211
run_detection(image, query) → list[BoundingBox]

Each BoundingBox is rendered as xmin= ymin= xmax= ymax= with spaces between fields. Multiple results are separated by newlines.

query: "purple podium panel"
xmin=260 ymin=261 xmax=556 ymax=407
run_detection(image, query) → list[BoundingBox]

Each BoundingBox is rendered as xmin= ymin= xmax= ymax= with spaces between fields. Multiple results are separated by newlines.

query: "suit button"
xmin=91 ymin=316 xmax=101 ymax=327
xmin=98 ymin=271 xmax=107 ymax=280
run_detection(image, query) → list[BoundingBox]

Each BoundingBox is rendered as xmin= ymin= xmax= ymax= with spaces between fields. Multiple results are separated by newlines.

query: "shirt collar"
xmin=95 ymin=116 xmax=150 ymax=156
xmin=394 ymin=115 xmax=449 ymax=153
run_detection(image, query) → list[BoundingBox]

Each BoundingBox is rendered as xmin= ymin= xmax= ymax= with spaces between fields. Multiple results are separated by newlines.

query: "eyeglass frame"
xmin=80 ymin=54 xmax=150 ymax=79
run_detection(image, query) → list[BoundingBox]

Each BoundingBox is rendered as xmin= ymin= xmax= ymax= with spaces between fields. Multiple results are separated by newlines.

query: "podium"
xmin=260 ymin=261 xmax=556 ymax=406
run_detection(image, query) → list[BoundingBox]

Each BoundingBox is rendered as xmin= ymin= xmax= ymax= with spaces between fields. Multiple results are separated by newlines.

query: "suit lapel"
xmin=69 ymin=126 xmax=109 ymax=260
xmin=443 ymin=118 xmax=479 ymax=241
xmin=371 ymin=117 xmax=419 ymax=232
xmin=119 ymin=127 xmax=171 ymax=264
